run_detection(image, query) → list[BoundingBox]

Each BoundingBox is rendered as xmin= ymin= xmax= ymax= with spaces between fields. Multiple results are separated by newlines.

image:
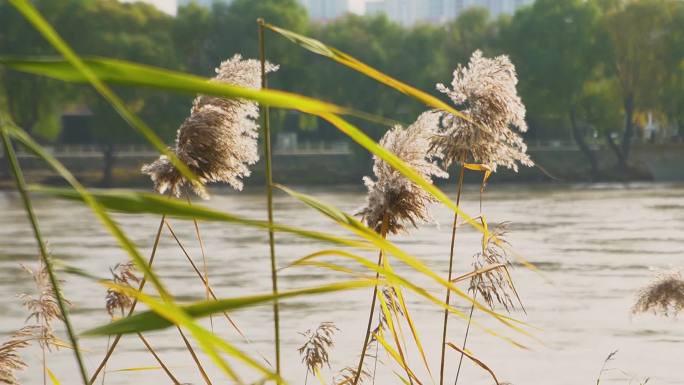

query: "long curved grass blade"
xmin=446 ymin=343 xmax=500 ymax=385
xmin=275 ymin=185 xmax=534 ymax=341
xmin=262 ymin=23 xmax=470 ymax=123
xmin=289 ymin=251 xmax=529 ymax=349
xmin=2 ymin=124 xmax=255 ymax=383
xmin=31 ymin=185 xmax=372 ymax=250
xmin=373 ymin=329 xmax=421 ymax=385
xmin=377 ymin=289 xmax=420 ymax=385
xmin=84 ymin=280 xmax=378 ymax=336
xmin=47 ymin=368 xmax=62 ymax=385
xmin=7 ymin=0 xmax=196 ymax=184
xmin=0 ymin=56 xmax=488 ymax=236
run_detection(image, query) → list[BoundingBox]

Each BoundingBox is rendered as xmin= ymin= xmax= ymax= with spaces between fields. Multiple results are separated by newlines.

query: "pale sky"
xmin=120 ymin=0 xmax=177 ymax=16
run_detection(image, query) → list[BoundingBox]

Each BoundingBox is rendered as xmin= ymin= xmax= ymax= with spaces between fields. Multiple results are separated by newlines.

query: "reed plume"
xmin=20 ymin=263 xmax=66 ymax=350
xmin=0 ymin=326 xmax=37 ymax=385
xmin=357 ymin=111 xmax=448 ymax=234
xmin=334 ymin=366 xmax=371 ymax=385
xmin=105 ymin=261 xmax=140 ymax=317
xmin=431 ymin=50 xmax=532 ymax=172
xmin=470 ymin=222 xmax=520 ymax=312
xmin=633 ymin=270 xmax=684 ymax=316
xmin=298 ymin=321 xmax=339 ymax=379
xmin=142 ymin=54 xmax=279 ymax=198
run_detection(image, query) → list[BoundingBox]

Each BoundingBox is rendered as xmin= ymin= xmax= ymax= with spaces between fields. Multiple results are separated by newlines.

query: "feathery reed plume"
xmin=357 ymin=111 xmax=448 ymax=234
xmin=633 ymin=270 xmax=684 ymax=316
xmin=105 ymin=261 xmax=141 ymax=317
xmin=298 ymin=322 xmax=339 ymax=378
xmin=0 ymin=326 xmax=37 ymax=385
xmin=20 ymin=263 xmax=66 ymax=350
xmin=334 ymin=366 xmax=371 ymax=385
xmin=372 ymin=286 xmax=404 ymax=337
xmin=470 ymin=222 xmax=520 ymax=312
xmin=431 ymin=50 xmax=533 ymax=172
xmin=142 ymin=54 xmax=279 ymax=198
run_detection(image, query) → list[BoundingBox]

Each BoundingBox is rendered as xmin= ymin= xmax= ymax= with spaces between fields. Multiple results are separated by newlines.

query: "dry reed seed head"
xmin=333 ymin=366 xmax=372 ymax=385
xmin=357 ymin=111 xmax=448 ymax=234
xmin=298 ymin=322 xmax=339 ymax=374
xmin=105 ymin=262 xmax=141 ymax=317
xmin=19 ymin=263 xmax=66 ymax=350
xmin=470 ymin=222 xmax=518 ymax=312
xmin=0 ymin=326 xmax=37 ymax=385
xmin=141 ymin=54 xmax=279 ymax=198
xmin=432 ymin=50 xmax=533 ymax=172
xmin=371 ymin=286 xmax=405 ymax=339
xmin=633 ymin=270 xmax=684 ymax=317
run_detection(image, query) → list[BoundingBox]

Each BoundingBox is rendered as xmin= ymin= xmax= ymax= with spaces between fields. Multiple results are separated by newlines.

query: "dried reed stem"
xmin=439 ymin=159 xmax=466 ymax=385
xmin=185 ymin=194 xmax=213 ymax=331
xmin=136 ymin=333 xmax=182 ymax=385
xmin=177 ymin=327 xmax=212 ymax=385
xmin=88 ymin=215 xmax=166 ymax=384
xmin=353 ymin=212 xmax=389 ymax=385
xmin=258 ymin=18 xmax=281 ymax=378
xmin=0 ymin=127 xmax=89 ymax=385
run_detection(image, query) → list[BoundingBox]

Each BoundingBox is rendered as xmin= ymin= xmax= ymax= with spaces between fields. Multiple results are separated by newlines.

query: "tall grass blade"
xmin=262 ymin=23 xmax=470 ymax=122
xmin=0 ymin=122 xmax=89 ymax=384
xmin=7 ymin=0 xmax=196 ymax=184
xmin=446 ymin=343 xmax=500 ymax=385
xmin=84 ymin=280 xmax=378 ymax=336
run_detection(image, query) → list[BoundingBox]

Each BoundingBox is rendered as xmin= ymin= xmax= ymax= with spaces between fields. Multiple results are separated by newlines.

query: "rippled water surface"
xmin=1 ymin=183 xmax=683 ymax=385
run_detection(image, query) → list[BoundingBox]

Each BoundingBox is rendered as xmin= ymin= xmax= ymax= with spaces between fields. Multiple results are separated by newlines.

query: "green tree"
xmin=503 ymin=0 xmax=604 ymax=179
xmin=600 ymin=0 xmax=672 ymax=172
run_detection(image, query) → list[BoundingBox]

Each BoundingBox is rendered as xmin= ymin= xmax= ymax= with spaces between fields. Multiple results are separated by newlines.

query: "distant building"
xmin=177 ymin=0 xmax=232 ymax=7
xmin=368 ymin=0 xmax=533 ymax=25
xmin=300 ymin=0 xmax=364 ymax=21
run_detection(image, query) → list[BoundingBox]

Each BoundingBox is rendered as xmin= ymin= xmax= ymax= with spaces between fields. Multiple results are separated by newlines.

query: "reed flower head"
xmin=334 ymin=366 xmax=371 ymax=385
xmin=469 ymin=222 xmax=521 ymax=312
xmin=142 ymin=54 xmax=279 ymax=198
xmin=633 ymin=270 xmax=684 ymax=316
xmin=357 ymin=111 xmax=448 ymax=234
xmin=298 ymin=321 xmax=339 ymax=375
xmin=0 ymin=326 xmax=36 ymax=385
xmin=432 ymin=50 xmax=532 ymax=172
xmin=105 ymin=261 xmax=140 ymax=317
xmin=19 ymin=263 xmax=66 ymax=350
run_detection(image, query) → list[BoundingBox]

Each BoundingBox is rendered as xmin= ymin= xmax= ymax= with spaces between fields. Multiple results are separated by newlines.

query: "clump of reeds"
xmin=20 ymin=263 xmax=65 ymax=350
xmin=105 ymin=261 xmax=140 ymax=317
xmin=0 ymin=326 xmax=37 ymax=385
xmin=142 ymin=54 xmax=279 ymax=198
xmin=357 ymin=111 xmax=448 ymax=234
xmin=469 ymin=222 xmax=521 ymax=312
xmin=633 ymin=270 xmax=684 ymax=316
xmin=431 ymin=50 xmax=533 ymax=172
xmin=298 ymin=322 xmax=339 ymax=384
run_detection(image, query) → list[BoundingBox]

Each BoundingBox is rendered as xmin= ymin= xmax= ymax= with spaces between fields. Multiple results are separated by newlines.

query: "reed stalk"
xmin=177 ymin=326 xmax=212 ymax=385
xmin=453 ymin=176 xmax=486 ymax=385
xmin=439 ymin=157 xmax=466 ymax=385
xmin=0 ymin=126 xmax=89 ymax=385
xmin=88 ymin=215 xmax=166 ymax=384
xmin=186 ymin=194 xmax=213 ymax=331
xmin=353 ymin=212 xmax=389 ymax=385
xmin=136 ymin=332 xmax=182 ymax=385
xmin=258 ymin=18 xmax=281 ymax=378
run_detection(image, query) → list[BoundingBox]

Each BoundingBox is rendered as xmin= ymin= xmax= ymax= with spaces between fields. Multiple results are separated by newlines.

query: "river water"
xmin=1 ymin=183 xmax=683 ymax=385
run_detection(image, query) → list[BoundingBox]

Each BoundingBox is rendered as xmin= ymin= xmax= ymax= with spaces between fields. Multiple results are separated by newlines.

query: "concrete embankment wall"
xmin=3 ymin=144 xmax=681 ymax=187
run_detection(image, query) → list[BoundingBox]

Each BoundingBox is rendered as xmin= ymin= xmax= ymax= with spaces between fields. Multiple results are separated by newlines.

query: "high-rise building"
xmin=177 ymin=0 xmax=232 ymax=7
xmin=369 ymin=0 xmax=533 ymax=25
xmin=121 ymin=0 xmax=177 ymax=15
xmin=300 ymin=0 xmax=364 ymax=21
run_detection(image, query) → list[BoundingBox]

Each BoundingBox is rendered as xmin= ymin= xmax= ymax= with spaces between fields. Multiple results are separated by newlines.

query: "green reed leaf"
xmin=83 ymin=280 xmax=377 ymax=336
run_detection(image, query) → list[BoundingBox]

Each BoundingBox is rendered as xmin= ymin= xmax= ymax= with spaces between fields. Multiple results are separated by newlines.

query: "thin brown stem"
xmin=177 ymin=326 xmax=212 ymax=385
xmin=42 ymin=344 xmax=46 ymax=385
xmin=88 ymin=215 xmax=166 ymax=385
xmin=454 ymin=174 xmax=487 ymax=385
xmin=185 ymin=194 xmax=213 ymax=332
xmin=258 ymin=17 xmax=281 ymax=378
xmin=439 ymin=161 xmax=466 ymax=385
xmin=137 ymin=333 xmax=182 ymax=385
xmin=353 ymin=212 xmax=389 ymax=385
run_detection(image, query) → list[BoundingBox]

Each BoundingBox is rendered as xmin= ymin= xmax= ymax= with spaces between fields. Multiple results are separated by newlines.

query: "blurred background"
xmin=1 ymin=0 xmax=683 ymax=187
